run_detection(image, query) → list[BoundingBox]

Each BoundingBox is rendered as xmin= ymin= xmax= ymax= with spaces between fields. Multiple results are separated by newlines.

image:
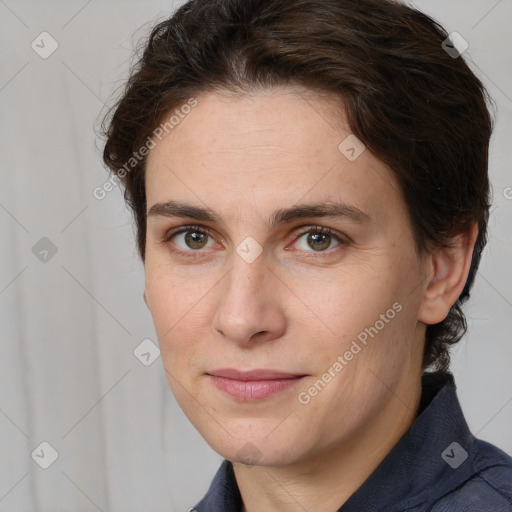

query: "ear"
xmin=143 ymin=289 xmax=149 ymax=308
xmin=418 ymin=223 xmax=479 ymax=325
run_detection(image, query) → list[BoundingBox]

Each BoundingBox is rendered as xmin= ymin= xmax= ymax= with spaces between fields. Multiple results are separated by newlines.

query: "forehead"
xmin=147 ymin=86 xmax=348 ymax=164
xmin=144 ymin=87 xmax=404 ymax=227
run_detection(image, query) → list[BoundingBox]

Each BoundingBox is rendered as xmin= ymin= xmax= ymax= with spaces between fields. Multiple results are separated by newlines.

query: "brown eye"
xmin=294 ymin=226 xmax=344 ymax=253
xmin=163 ymin=226 xmax=215 ymax=253
xmin=183 ymin=230 xmax=209 ymax=249
xmin=306 ymin=232 xmax=333 ymax=251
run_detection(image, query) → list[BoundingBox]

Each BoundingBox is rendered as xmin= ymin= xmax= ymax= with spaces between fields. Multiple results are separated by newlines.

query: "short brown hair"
xmin=100 ymin=0 xmax=494 ymax=374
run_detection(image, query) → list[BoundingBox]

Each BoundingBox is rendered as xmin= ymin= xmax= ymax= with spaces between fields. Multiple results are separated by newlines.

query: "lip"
xmin=208 ymin=368 xmax=305 ymax=380
xmin=207 ymin=368 xmax=307 ymax=401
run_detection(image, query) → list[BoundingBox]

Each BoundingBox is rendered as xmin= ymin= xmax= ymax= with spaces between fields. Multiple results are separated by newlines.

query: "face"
xmin=144 ymin=86 xmax=430 ymax=467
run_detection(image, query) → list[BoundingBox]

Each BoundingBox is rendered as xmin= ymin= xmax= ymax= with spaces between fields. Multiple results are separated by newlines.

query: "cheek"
xmin=304 ymin=264 xmax=401 ymax=333
xmin=302 ymin=258 xmax=420 ymax=374
xmin=145 ymin=258 xmax=212 ymax=331
xmin=144 ymin=270 xmax=202 ymax=372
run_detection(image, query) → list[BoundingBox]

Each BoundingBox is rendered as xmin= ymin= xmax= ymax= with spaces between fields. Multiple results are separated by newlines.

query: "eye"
xmin=162 ymin=225 xmax=216 ymax=257
xmin=161 ymin=224 xmax=348 ymax=257
xmin=292 ymin=226 xmax=345 ymax=253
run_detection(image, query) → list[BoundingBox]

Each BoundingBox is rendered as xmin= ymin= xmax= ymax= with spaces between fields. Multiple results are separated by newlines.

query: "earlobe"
xmin=418 ymin=223 xmax=479 ymax=326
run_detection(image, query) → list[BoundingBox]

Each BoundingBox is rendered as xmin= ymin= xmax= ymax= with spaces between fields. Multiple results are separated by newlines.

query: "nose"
xmin=212 ymin=254 xmax=286 ymax=348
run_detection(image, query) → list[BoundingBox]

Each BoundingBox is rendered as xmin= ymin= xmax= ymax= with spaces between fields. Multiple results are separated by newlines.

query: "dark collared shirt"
xmin=191 ymin=372 xmax=512 ymax=511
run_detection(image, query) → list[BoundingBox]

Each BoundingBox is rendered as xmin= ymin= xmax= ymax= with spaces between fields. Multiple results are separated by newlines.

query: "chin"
xmin=198 ymin=424 xmax=306 ymax=467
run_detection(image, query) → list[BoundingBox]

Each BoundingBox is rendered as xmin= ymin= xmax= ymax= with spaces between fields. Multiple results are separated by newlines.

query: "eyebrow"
xmin=147 ymin=199 xmax=373 ymax=229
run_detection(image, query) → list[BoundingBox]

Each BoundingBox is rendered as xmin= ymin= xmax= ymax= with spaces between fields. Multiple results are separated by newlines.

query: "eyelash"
xmin=161 ymin=224 xmax=350 ymax=259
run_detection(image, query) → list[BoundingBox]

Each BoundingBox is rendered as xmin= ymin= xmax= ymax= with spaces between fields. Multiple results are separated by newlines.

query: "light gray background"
xmin=0 ymin=0 xmax=511 ymax=510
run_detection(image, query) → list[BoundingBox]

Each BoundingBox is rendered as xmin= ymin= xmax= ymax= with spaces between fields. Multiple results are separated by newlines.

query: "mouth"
xmin=206 ymin=368 xmax=308 ymax=401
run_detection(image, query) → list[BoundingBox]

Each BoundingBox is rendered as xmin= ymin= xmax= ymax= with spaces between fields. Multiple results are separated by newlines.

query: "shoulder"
xmin=429 ymin=440 xmax=512 ymax=512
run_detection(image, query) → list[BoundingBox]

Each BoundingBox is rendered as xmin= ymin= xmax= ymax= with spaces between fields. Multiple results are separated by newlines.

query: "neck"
xmin=233 ymin=366 xmax=423 ymax=512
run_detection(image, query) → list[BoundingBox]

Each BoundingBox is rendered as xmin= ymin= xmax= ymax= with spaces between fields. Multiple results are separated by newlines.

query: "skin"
xmin=143 ymin=86 xmax=478 ymax=512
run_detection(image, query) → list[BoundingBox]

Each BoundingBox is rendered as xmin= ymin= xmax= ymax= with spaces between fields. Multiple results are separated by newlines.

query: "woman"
xmin=101 ymin=0 xmax=512 ymax=510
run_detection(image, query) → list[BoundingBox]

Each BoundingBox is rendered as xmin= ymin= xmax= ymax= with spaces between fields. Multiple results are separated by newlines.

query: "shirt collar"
xmin=193 ymin=372 xmax=481 ymax=511
xmin=339 ymin=372 xmax=477 ymax=511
